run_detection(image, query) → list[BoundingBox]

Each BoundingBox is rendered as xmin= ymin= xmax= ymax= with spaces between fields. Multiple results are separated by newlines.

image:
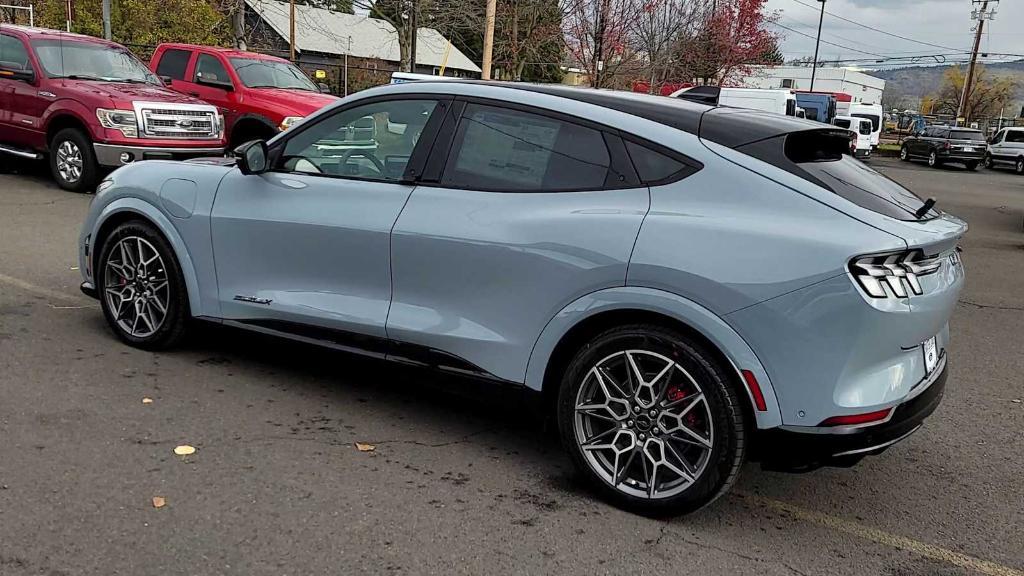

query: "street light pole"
xmin=810 ymin=0 xmax=825 ymax=92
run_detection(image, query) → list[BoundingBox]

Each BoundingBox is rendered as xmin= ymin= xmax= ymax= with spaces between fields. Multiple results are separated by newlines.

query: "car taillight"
xmin=849 ymin=250 xmax=942 ymax=298
xmin=943 ymin=141 xmax=951 ymax=150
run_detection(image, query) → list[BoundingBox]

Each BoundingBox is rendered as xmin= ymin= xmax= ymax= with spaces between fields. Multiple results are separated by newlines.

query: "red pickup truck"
xmin=150 ymin=44 xmax=338 ymax=149
xmin=0 ymin=26 xmax=225 ymax=192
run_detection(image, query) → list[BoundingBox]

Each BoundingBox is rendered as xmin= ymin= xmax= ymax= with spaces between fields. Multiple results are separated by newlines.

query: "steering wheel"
xmin=339 ymin=149 xmax=385 ymax=175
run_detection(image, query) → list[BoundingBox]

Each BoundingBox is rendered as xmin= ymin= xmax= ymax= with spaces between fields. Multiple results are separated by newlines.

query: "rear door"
xmin=210 ymin=96 xmax=448 ymax=343
xmin=387 ymin=99 xmax=651 ymax=382
xmin=153 ymin=47 xmax=195 ymax=94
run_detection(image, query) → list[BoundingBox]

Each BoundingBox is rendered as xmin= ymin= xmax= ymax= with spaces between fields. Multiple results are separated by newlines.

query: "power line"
xmin=788 ymin=0 xmax=970 ymax=52
xmin=779 ymin=16 xmax=970 ymax=57
xmin=772 ymin=21 xmax=886 ymax=58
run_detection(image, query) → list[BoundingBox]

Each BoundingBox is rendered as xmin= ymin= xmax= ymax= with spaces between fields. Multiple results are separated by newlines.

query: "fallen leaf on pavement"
xmin=152 ymin=496 xmax=166 ymax=508
xmin=173 ymin=445 xmax=196 ymax=456
xmin=355 ymin=442 xmax=376 ymax=452
xmin=142 ymin=397 xmax=153 ymax=404
xmin=1013 ymin=399 xmax=1022 ymax=404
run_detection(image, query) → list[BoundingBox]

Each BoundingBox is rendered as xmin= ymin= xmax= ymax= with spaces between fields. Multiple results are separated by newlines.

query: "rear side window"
xmin=441 ymin=103 xmax=611 ymax=192
xmin=739 ymin=130 xmax=934 ymax=221
xmin=156 ymin=48 xmax=191 ymax=81
xmin=624 ymin=140 xmax=690 ymax=184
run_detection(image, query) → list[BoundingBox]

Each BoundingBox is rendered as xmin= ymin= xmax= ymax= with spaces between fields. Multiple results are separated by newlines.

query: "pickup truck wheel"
xmin=50 ymin=128 xmax=98 ymax=193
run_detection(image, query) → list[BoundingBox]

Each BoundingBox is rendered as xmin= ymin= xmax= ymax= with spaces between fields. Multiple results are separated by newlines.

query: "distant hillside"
xmin=870 ymin=59 xmax=1024 ymax=108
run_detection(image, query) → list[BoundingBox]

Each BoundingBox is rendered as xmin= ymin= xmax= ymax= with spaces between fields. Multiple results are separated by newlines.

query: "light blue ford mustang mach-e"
xmin=78 ymin=81 xmax=966 ymax=515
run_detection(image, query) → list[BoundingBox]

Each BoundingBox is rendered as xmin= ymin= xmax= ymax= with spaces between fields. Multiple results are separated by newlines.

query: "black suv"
xmin=899 ymin=126 xmax=986 ymax=170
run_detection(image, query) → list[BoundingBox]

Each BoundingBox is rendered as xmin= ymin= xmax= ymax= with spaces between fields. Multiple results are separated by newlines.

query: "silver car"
xmin=78 ymin=81 xmax=966 ymax=515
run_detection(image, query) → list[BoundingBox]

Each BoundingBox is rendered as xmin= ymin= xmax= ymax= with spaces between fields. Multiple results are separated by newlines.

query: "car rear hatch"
xmin=700 ymin=108 xmax=967 ymax=331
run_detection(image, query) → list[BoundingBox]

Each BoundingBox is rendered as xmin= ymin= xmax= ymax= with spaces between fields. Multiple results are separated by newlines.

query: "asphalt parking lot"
xmin=1 ymin=157 xmax=1022 ymax=576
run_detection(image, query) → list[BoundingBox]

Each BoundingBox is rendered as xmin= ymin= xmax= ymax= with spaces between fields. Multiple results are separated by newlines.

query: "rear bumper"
xmin=94 ymin=143 xmax=224 ymax=167
xmin=755 ymin=358 xmax=947 ymax=471
xmin=853 ymin=148 xmax=872 ymax=159
xmin=938 ymin=150 xmax=984 ymax=161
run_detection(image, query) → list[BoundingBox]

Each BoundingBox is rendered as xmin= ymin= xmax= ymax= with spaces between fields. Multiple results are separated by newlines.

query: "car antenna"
xmin=915 ymin=197 xmax=936 ymax=219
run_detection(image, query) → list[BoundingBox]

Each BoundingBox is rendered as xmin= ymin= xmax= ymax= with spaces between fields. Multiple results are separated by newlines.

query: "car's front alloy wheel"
xmin=1016 ymin=157 xmax=1024 ymax=175
xmin=98 ymin=221 xmax=188 ymax=349
xmin=899 ymin=146 xmax=909 ymax=161
xmin=984 ymin=153 xmax=993 ymax=169
xmin=558 ymin=325 xmax=745 ymax=516
xmin=928 ymin=151 xmax=939 ymax=167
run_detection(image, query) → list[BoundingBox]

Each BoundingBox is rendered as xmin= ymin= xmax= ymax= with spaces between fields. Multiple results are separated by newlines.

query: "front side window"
xmin=194 ymin=54 xmax=230 ymax=85
xmin=834 ymin=119 xmax=851 ymax=129
xmin=31 ymin=39 xmax=158 ymax=84
xmin=279 ymin=99 xmax=437 ymax=181
xmin=441 ymin=103 xmax=611 ymax=192
xmin=1007 ymin=130 xmax=1024 ymax=143
xmin=156 ymin=48 xmax=191 ymax=81
xmin=0 ymin=34 xmax=30 ymax=71
xmin=230 ymin=57 xmax=317 ymax=91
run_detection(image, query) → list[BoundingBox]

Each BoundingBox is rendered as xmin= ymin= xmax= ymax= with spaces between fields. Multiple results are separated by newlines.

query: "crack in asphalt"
xmin=958 ymin=299 xmax=1024 ymax=312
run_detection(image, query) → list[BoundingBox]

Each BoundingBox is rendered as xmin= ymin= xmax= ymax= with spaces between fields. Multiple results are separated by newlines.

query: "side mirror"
xmin=234 ymin=140 xmax=269 ymax=175
xmin=196 ymin=76 xmax=234 ymax=91
xmin=0 ymin=67 xmax=35 ymax=83
xmin=318 ymin=82 xmax=331 ymax=94
xmin=159 ymin=75 xmax=173 ymax=85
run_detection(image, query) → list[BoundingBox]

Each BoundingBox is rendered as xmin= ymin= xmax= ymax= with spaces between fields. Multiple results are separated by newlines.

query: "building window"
xmin=781 ymin=79 xmax=795 ymax=89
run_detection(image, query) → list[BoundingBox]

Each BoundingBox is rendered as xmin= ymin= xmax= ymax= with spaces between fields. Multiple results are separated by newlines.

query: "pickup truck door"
xmin=184 ymin=52 xmax=239 ymax=130
xmin=0 ymin=33 xmax=43 ymax=150
xmin=209 ymin=96 xmax=447 ymax=345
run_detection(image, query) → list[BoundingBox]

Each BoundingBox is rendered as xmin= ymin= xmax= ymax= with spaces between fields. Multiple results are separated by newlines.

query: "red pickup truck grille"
xmin=134 ymin=103 xmax=221 ymax=140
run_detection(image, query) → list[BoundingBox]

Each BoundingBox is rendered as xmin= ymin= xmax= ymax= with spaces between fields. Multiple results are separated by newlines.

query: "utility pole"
xmin=957 ymin=0 xmax=997 ymax=125
xmin=101 ymin=0 xmax=111 ymax=38
xmin=481 ymin=0 xmax=496 ymax=79
xmin=809 ymin=0 xmax=825 ymax=92
xmin=233 ymin=0 xmax=246 ymax=50
xmin=592 ymin=0 xmax=608 ymax=88
xmin=289 ymin=0 xmax=296 ymax=62
xmin=409 ymin=0 xmax=417 ymax=74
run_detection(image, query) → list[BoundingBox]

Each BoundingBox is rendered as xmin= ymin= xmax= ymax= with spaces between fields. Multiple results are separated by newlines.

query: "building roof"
xmin=245 ymin=0 xmax=481 ymax=73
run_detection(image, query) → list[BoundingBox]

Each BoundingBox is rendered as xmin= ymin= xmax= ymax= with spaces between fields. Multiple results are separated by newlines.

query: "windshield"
xmin=851 ymin=113 xmax=880 ymax=132
xmin=31 ymin=39 xmax=158 ymax=84
xmin=949 ymin=130 xmax=985 ymax=142
xmin=229 ymin=58 xmax=317 ymax=90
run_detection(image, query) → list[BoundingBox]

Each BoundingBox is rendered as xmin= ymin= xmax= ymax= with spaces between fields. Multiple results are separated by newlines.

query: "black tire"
xmin=984 ymin=153 xmax=994 ymax=169
xmin=899 ymin=146 xmax=909 ymax=161
xmin=49 ymin=127 xmax=99 ymax=193
xmin=965 ymin=161 xmax=979 ymax=171
xmin=928 ymin=151 xmax=940 ymax=168
xmin=557 ymin=324 xmax=746 ymax=516
xmin=1016 ymin=157 xmax=1024 ymax=175
xmin=96 ymin=220 xmax=189 ymax=350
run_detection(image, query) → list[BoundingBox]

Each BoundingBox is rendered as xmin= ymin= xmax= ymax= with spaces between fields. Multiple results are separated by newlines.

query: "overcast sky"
xmin=764 ymin=0 xmax=1024 ymax=68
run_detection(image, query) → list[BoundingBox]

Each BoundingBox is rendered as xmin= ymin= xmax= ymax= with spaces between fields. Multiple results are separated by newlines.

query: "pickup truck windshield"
xmin=32 ymin=40 xmax=158 ymax=84
xmin=230 ymin=58 xmax=317 ymax=91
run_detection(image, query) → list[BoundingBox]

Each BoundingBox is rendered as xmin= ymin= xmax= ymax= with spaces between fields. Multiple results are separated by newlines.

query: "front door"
xmin=0 ymin=33 xmax=40 ymax=149
xmin=185 ymin=52 xmax=238 ymax=126
xmin=210 ymin=97 xmax=446 ymax=342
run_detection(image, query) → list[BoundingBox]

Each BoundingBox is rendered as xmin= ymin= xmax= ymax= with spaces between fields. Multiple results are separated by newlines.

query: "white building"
xmin=741 ymin=66 xmax=885 ymax=105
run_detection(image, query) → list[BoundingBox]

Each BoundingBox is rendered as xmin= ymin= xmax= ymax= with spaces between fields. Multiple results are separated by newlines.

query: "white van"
xmin=834 ymin=115 xmax=872 ymax=159
xmin=671 ymin=86 xmax=798 ymax=116
xmin=848 ymin=102 xmax=883 ymax=148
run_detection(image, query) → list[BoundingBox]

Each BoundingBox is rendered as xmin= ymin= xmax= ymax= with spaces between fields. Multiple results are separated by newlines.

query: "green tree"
xmin=35 ymin=0 xmax=229 ymax=54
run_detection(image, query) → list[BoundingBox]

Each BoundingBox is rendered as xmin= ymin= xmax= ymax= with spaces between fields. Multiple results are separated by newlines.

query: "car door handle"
xmin=188 ymin=91 xmax=200 ymax=97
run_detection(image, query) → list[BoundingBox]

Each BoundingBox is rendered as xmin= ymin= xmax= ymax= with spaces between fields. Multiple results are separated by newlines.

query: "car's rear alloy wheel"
xmin=558 ymin=325 xmax=745 ymax=516
xmin=928 ymin=151 xmax=938 ymax=167
xmin=98 ymin=221 xmax=188 ymax=349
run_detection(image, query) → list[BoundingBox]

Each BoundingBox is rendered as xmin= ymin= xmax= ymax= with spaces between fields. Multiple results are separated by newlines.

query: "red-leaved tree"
xmin=679 ymin=0 xmax=779 ymax=86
